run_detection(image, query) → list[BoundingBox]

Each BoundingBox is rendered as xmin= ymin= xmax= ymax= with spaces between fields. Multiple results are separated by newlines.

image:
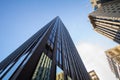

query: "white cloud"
xmin=76 ymin=42 xmax=116 ymax=80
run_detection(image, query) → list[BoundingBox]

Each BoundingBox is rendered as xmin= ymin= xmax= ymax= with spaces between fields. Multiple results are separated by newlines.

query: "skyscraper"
xmin=0 ymin=17 xmax=90 ymax=80
xmin=105 ymin=46 xmax=120 ymax=79
xmin=89 ymin=0 xmax=120 ymax=43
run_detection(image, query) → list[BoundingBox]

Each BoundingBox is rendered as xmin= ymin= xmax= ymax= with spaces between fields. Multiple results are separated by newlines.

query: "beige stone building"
xmin=113 ymin=55 xmax=120 ymax=79
xmin=56 ymin=72 xmax=64 ymax=80
xmin=89 ymin=0 xmax=120 ymax=43
xmin=105 ymin=46 xmax=120 ymax=79
xmin=89 ymin=70 xmax=99 ymax=80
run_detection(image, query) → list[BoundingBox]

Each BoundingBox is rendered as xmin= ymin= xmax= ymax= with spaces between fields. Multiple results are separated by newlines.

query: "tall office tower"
xmin=89 ymin=70 xmax=99 ymax=80
xmin=105 ymin=46 xmax=120 ymax=79
xmin=89 ymin=0 xmax=120 ymax=43
xmin=0 ymin=17 xmax=90 ymax=80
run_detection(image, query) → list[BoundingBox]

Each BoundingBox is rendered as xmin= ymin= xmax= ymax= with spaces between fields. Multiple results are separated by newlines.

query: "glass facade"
xmin=32 ymin=52 xmax=52 ymax=80
xmin=2 ymin=53 xmax=28 ymax=80
xmin=0 ymin=17 xmax=90 ymax=80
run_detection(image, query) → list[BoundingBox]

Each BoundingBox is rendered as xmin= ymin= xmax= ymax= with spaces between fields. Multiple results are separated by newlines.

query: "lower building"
xmin=56 ymin=72 xmax=64 ymax=80
xmin=113 ymin=55 xmax=120 ymax=79
xmin=89 ymin=70 xmax=99 ymax=80
xmin=105 ymin=46 xmax=120 ymax=79
xmin=89 ymin=0 xmax=120 ymax=44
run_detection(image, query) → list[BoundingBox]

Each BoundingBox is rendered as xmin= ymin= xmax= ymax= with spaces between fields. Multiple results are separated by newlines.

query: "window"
xmin=56 ymin=66 xmax=64 ymax=80
xmin=91 ymin=2 xmax=94 ymax=4
xmin=56 ymin=50 xmax=59 ymax=62
xmin=47 ymin=40 xmax=51 ymax=46
xmin=94 ymin=5 xmax=98 ymax=10
xmin=60 ymin=53 xmax=62 ymax=65
xmin=32 ymin=52 xmax=52 ymax=80
xmin=96 ymin=1 xmax=100 ymax=4
xmin=59 ymin=44 xmax=61 ymax=51
xmin=0 ymin=63 xmax=14 ymax=78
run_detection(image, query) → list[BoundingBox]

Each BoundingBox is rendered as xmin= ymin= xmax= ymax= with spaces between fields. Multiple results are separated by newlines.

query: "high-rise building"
xmin=89 ymin=0 xmax=120 ymax=43
xmin=89 ymin=70 xmax=99 ymax=80
xmin=105 ymin=46 xmax=120 ymax=79
xmin=0 ymin=17 xmax=90 ymax=80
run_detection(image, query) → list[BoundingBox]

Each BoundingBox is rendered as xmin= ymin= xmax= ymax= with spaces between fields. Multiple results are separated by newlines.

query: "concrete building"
xmin=0 ymin=17 xmax=90 ymax=80
xmin=105 ymin=46 xmax=120 ymax=79
xmin=89 ymin=70 xmax=99 ymax=80
xmin=89 ymin=0 xmax=120 ymax=43
xmin=56 ymin=72 xmax=64 ymax=80
xmin=113 ymin=55 xmax=120 ymax=79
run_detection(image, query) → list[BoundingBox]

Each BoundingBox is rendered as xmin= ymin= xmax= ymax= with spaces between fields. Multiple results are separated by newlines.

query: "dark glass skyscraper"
xmin=0 ymin=17 xmax=90 ymax=80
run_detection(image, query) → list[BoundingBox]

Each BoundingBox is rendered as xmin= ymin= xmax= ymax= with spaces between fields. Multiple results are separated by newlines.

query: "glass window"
xmin=59 ymin=44 xmax=61 ymax=51
xmin=56 ymin=50 xmax=59 ymax=62
xmin=91 ymin=2 xmax=94 ymax=4
xmin=51 ymin=36 xmax=55 ymax=43
xmin=57 ymin=42 xmax=60 ymax=49
xmin=0 ymin=63 xmax=14 ymax=78
xmin=60 ymin=53 xmax=62 ymax=65
xmin=50 ymin=43 xmax=54 ymax=50
xmin=56 ymin=66 xmax=64 ymax=80
xmin=49 ymin=34 xmax=52 ymax=40
xmin=32 ymin=52 xmax=52 ymax=80
xmin=96 ymin=1 xmax=100 ymax=4
xmin=47 ymin=40 xmax=51 ymax=46
xmin=20 ymin=52 xmax=33 ymax=67
xmin=94 ymin=5 xmax=98 ymax=10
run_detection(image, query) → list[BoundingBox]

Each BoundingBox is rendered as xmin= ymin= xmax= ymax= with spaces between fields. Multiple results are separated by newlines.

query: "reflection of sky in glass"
xmin=2 ymin=54 xmax=28 ymax=80
xmin=0 ymin=63 xmax=14 ymax=78
xmin=56 ymin=66 xmax=63 ymax=74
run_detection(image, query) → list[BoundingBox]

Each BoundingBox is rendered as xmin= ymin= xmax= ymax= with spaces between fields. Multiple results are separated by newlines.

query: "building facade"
xmin=105 ymin=46 xmax=120 ymax=79
xmin=89 ymin=70 xmax=99 ymax=80
xmin=113 ymin=55 xmax=120 ymax=79
xmin=0 ymin=17 xmax=90 ymax=80
xmin=89 ymin=0 xmax=120 ymax=43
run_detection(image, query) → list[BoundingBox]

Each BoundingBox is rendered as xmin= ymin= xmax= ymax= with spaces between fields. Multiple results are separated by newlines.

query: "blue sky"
xmin=0 ymin=0 xmax=118 ymax=80
xmin=0 ymin=0 xmax=92 ymax=61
